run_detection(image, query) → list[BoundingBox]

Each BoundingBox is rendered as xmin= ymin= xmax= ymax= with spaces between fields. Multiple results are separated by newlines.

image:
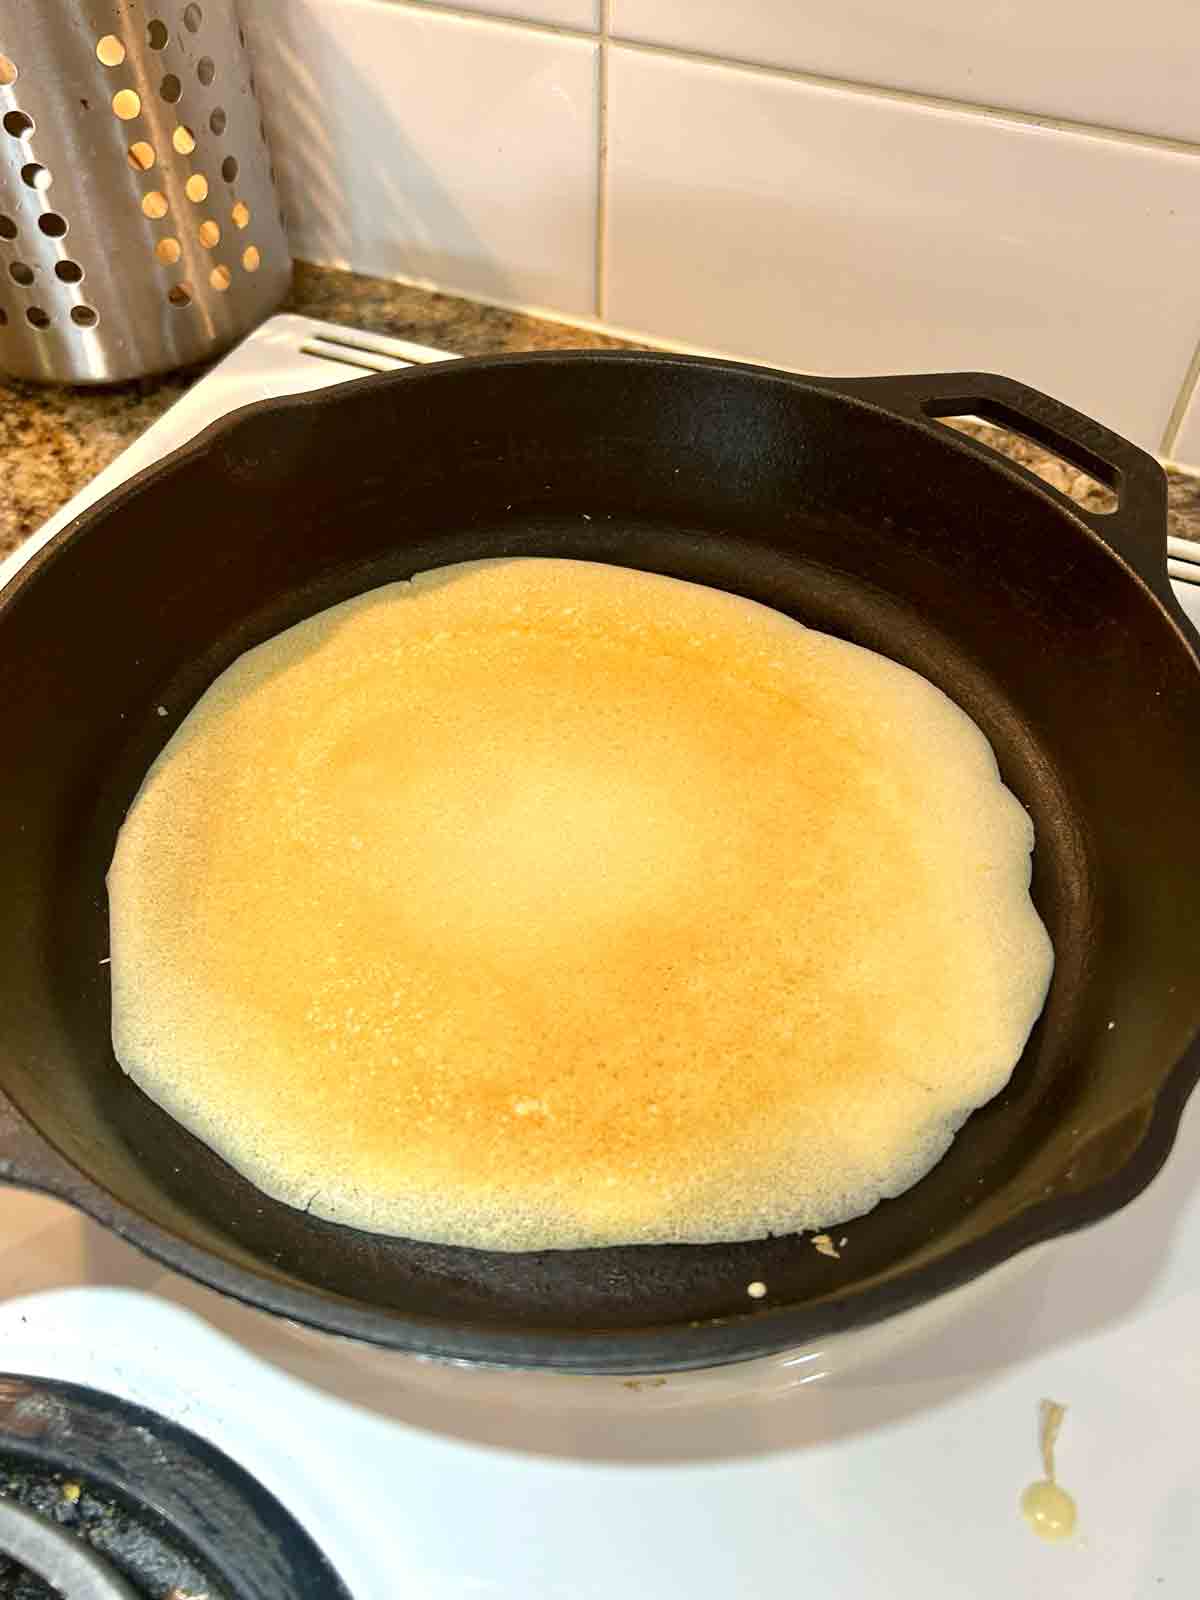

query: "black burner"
xmin=0 ymin=1376 xmax=351 ymax=1600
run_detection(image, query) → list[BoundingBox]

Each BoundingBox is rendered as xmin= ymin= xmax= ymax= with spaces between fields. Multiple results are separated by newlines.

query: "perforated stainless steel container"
xmin=0 ymin=0 xmax=289 ymax=383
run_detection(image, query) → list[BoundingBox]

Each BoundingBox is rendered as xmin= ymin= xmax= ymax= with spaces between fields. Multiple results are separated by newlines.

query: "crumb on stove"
xmin=811 ymin=1233 xmax=841 ymax=1259
xmin=157 ymin=705 xmax=169 ymax=717
xmin=746 ymin=1280 xmax=767 ymax=1299
xmin=622 ymin=1377 xmax=667 ymax=1391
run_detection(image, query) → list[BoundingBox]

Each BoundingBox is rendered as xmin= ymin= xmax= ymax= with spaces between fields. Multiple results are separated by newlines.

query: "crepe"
xmin=108 ymin=558 xmax=1053 ymax=1250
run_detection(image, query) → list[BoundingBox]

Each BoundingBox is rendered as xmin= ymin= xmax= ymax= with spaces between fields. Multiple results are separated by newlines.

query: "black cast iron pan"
xmin=1 ymin=352 xmax=1198 ymax=1374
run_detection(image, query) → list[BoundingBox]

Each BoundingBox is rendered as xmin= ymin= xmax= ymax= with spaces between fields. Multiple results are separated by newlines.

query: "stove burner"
xmin=0 ymin=1376 xmax=350 ymax=1600
xmin=0 ymin=1460 xmax=213 ymax=1600
xmin=0 ymin=1496 xmax=138 ymax=1598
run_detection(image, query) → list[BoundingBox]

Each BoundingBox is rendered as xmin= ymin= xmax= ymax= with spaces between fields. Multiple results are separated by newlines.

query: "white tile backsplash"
xmin=243 ymin=0 xmax=599 ymax=314
xmin=242 ymin=0 xmax=1200 ymax=452
xmin=611 ymin=0 xmax=1200 ymax=145
xmin=605 ymin=48 xmax=1200 ymax=450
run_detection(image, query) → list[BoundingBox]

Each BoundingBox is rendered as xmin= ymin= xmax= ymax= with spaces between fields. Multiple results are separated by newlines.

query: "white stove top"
xmin=2 ymin=316 xmax=1198 ymax=1599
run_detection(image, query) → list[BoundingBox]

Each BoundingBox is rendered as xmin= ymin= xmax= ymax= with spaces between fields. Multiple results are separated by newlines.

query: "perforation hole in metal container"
xmin=147 ymin=18 xmax=169 ymax=50
xmin=70 ymin=304 xmax=98 ymax=327
xmin=0 ymin=216 xmax=16 ymax=241
xmin=25 ymin=305 xmax=49 ymax=328
xmin=197 ymin=57 xmax=215 ymax=87
xmin=54 ymin=260 xmax=83 ymax=283
xmin=155 ymin=236 xmax=182 ymax=264
xmin=185 ymin=173 xmax=209 ymax=203
xmin=173 ymin=125 xmax=196 ymax=155
xmin=197 ymin=219 xmax=220 ymax=248
xmin=37 ymin=212 xmax=67 ymax=238
xmin=167 ymin=282 xmax=193 ymax=307
xmin=127 ymin=139 xmax=156 ymax=170
xmin=209 ymin=106 xmax=226 ymax=136
xmin=160 ymin=73 xmax=182 ymax=104
xmin=184 ymin=4 xmax=204 ymax=32
xmin=111 ymin=89 xmax=140 ymax=120
xmin=20 ymin=163 xmax=51 ymax=191
xmin=221 ymin=155 xmax=238 ymax=183
xmin=230 ymin=200 xmax=249 ymax=228
xmin=241 ymin=245 xmax=260 ymax=272
xmin=142 ymin=190 xmax=169 ymax=220
xmin=209 ymin=264 xmax=231 ymax=291
xmin=96 ymin=35 xmax=126 ymax=67
xmin=9 ymin=261 xmax=33 ymax=285
xmin=0 ymin=55 xmax=18 ymax=86
xmin=3 ymin=109 xmax=34 ymax=139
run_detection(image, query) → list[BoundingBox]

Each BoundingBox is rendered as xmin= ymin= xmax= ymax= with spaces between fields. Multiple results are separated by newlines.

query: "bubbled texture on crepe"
xmin=108 ymin=559 xmax=1053 ymax=1250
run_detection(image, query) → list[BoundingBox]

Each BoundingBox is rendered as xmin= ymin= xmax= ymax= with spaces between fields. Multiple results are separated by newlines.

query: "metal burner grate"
xmin=0 ymin=1376 xmax=349 ymax=1600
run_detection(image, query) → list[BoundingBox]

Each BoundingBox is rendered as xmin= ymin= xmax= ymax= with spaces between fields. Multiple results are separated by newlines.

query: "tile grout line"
xmin=383 ymin=0 xmax=1200 ymax=157
xmin=385 ymin=0 xmax=597 ymax=41
xmin=1160 ymin=331 xmax=1200 ymax=458
xmin=613 ymin=36 xmax=1200 ymax=155
xmin=595 ymin=0 xmax=611 ymax=320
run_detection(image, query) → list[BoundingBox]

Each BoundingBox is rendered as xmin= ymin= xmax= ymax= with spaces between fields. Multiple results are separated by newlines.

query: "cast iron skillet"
xmin=1 ymin=353 xmax=1198 ymax=1375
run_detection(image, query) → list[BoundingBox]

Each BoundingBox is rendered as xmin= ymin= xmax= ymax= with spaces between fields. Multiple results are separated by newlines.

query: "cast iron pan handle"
xmin=817 ymin=371 xmax=1170 ymax=593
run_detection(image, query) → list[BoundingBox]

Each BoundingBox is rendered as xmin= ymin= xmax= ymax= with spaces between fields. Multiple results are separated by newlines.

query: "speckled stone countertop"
xmin=2 ymin=260 xmax=1198 ymax=562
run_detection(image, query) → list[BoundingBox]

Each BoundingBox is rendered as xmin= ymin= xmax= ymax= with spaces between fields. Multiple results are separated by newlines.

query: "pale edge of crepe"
xmin=107 ymin=558 xmax=1054 ymax=1252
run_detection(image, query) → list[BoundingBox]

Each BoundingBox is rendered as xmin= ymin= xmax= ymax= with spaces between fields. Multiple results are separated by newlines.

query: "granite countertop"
xmin=1 ymin=260 xmax=1198 ymax=560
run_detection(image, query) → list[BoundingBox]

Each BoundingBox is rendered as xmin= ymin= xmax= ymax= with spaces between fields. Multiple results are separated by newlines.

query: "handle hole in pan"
xmin=926 ymin=408 xmax=1119 ymax=516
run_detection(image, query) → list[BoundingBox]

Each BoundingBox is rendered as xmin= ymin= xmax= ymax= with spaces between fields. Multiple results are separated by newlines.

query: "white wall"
xmin=243 ymin=0 xmax=1200 ymax=458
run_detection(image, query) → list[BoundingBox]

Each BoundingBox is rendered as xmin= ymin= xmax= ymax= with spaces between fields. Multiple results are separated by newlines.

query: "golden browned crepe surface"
xmin=108 ymin=559 xmax=1053 ymax=1249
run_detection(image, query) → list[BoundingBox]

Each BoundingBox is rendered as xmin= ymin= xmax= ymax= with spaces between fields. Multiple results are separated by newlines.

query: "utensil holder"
xmin=0 ymin=0 xmax=290 ymax=383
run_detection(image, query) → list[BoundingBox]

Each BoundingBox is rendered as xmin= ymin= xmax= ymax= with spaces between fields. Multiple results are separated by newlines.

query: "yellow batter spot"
xmin=1021 ymin=1398 xmax=1078 ymax=1542
xmin=107 ymin=559 xmax=1053 ymax=1250
xmin=1021 ymin=1481 xmax=1077 ymax=1542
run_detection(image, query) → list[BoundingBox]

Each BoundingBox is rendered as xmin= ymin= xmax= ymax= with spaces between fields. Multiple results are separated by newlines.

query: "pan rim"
xmin=8 ymin=1028 xmax=1197 ymax=1374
